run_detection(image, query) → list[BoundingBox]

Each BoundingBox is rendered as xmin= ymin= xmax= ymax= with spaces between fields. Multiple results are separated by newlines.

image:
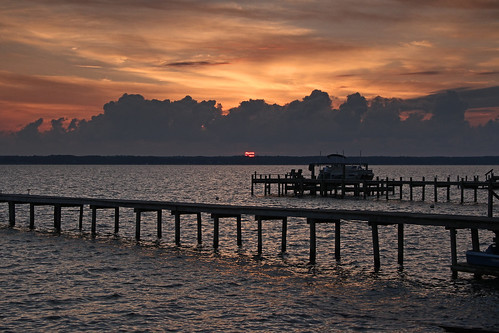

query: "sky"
xmin=0 ymin=0 xmax=498 ymax=156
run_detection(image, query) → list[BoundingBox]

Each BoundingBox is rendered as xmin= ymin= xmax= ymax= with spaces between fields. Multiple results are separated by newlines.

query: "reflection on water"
xmin=0 ymin=165 xmax=498 ymax=331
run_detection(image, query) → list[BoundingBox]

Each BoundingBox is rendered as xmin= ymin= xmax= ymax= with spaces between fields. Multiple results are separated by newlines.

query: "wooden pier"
xmin=251 ymin=171 xmax=499 ymax=208
xmin=1 ymin=193 xmax=499 ymax=278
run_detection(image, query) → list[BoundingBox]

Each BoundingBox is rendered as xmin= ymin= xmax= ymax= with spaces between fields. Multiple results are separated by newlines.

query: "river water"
xmin=0 ymin=165 xmax=498 ymax=331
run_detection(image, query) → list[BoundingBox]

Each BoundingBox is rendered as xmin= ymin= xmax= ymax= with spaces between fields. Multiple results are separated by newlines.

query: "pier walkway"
xmin=1 ymin=193 xmax=499 ymax=278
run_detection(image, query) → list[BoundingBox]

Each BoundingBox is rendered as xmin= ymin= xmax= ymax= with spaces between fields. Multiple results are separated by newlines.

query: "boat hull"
xmin=466 ymin=250 xmax=499 ymax=268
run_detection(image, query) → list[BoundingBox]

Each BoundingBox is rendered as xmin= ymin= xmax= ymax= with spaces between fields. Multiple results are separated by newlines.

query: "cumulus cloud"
xmin=0 ymin=88 xmax=498 ymax=156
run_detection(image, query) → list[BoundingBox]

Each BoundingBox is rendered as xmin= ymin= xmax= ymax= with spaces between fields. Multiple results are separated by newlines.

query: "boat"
xmin=309 ymin=154 xmax=374 ymax=180
xmin=466 ymin=236 xmax=499 ymax=268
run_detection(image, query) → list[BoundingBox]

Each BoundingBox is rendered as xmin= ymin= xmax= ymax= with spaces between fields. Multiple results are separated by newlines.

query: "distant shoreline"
xmin=0 ymin=155 xmax=498 ymax=165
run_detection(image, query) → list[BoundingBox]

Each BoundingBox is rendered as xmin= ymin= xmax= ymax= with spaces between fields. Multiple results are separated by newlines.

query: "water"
xmin=1 ymin=165 xmax=498 ymax=331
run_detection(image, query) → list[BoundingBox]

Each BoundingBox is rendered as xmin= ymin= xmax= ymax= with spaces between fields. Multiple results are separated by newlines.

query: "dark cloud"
xmin=400 ymin=71 xmax=441 ymax=76
xmin=476 ymin=71 xmax=499 ymax=76
xmin=164 ymin=61 xmax=230 ymax=67
xmin=0 ymin=88 xmax=498 ymax=156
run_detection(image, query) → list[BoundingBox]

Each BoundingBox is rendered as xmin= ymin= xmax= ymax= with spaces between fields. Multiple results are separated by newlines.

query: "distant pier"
xmin=1 ymin=193 xmax=499 ymax=278
xmin=251 ymin=170 xmax=499 ymax=212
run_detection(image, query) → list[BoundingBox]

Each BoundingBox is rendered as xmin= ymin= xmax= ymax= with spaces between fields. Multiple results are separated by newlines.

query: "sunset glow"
xmin=1 ymin=0 xmax=498 ymax=132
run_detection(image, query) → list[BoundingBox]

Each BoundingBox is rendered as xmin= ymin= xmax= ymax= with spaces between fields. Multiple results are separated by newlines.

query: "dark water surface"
xmin=1 ymin=165 xmax=498 ymax=331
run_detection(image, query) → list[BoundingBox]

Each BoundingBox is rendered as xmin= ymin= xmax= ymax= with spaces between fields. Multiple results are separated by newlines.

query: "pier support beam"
xmin=211 ymin=214 xmax=242 ymax=249
xmin=471 ymin=228 xmax=480 ymax=252
xmin=115 ymin=207 xmax=120 ymax=234
xmin=29 ymin=203 xmax=35 ymax=229
xmin=134 ymin=208 xmax=163 ymax=241
xmin=157 ymin=210 xmax=163 ymax=239
xmin=308 ymin=218 xmax=316 ymax=265
xmin=135 ymin=209 xmax=141 ymax=241
xmin=398 ymin=223 xmax=404 ymax=267
xmin=255 ymin=215 xmax=288 ymax=257
xmin=307 ymin=218 xmax=341 ymax=264
xmin=54 ymin=204 xmax=61 ymax=233
xmin=79 ymin=205 xmax=84 ymax=230
xmin=8 ymin=202 xmax=15 ymax=227
xmin=90 ymin=205 xmax=119 ymax=237
xmin=174 ymin=212 xmax=181 ymax=246
xmin=171 ymin=211 xmax=202 ymax=246
xmin=449 ymin=227 xmax=458 ymax=278
xmin=91 ymin=206 xmax=97 ymax=236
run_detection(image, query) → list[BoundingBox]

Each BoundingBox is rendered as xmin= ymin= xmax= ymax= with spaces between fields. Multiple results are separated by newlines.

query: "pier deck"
xmin=1 ymin=193 xmax=499 ymax=278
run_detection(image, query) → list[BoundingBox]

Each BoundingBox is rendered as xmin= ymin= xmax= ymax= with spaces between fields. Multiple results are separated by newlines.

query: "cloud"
xmin=400 ymin=71 xmax=441 ymax=76
xmin=0 ymin=88 xmax=497 ymax=156
xmin=164 ymin=61 xmax=230 ymax=67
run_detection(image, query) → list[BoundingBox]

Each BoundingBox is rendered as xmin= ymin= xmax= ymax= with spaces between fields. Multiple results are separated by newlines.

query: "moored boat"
xmin=466 ymin=235 xmax=499 ymax=268
xmin=309 ymin=154 xmax=374 ymax=180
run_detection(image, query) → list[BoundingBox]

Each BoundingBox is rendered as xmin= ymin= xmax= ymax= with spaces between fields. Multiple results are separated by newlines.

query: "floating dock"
xmin=1 ymin=193 xmax=499 ymax=278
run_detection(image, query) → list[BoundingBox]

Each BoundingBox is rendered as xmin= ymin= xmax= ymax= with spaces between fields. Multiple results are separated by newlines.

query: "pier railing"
xmin=2 ymin=193 xmax=499 ymax=278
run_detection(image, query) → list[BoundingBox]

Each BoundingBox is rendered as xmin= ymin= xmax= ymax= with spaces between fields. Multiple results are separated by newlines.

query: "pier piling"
xmin=398 ymin=223 xmax=404 ymax=266
xmin=8 ymin=202 xmax=15 ymax=227
xmin=371 ymin=222 xmax=381 ymax=270
xmin=29 ymin=203 xmax=35 ymax=229
xmin=308 ymin=218 xmax=316 ymax=265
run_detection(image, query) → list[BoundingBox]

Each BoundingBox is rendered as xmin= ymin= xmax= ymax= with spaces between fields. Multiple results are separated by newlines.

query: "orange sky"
xmin=1 ymin=0 xmax=498 ymax=132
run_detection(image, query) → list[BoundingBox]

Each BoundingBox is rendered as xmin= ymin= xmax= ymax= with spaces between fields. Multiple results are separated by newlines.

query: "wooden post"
xmin=8 ymin=202 xmax=15 ymax=227
xmin=281 ymin=217 xmax=287 ymax=253
xmin=213 ymin=215 xmax=219 ymax=249
xmin=474 ymin=178 xmax=478 ymax=202
xmin=236 ymin=215 xmax=242 ymax=247
xmin=79 ymin=205 xmax=83 ymax=230
xmin=487 ymin=178 xmax=494 ymax=217
xmin=157 ymin=210 xmax=162 ymax=239
xmin=460 ymin=179 xmax=464 ymax=204
xmin=410 ymin=177 xmax=413 ymax=201
xmin=135 ymin=209 xmax=141 ymax=241
xmin=29 ymin=203 xmax=35 ymax=230
xmin=399 ymin=177 xmax=403 ymax=200
xmin=450 ymin=228 xmax=458 ymax=279
xmin=371 ymin=223 xmax=380 ymax=270
xmin=335 ymin=220 xmax=341 ymax=261
xmin=398 ymin=223 xmax=404 ymax=267
xmin=91 ymin=206 xmax=97 ymax=237
xmin=471 ymin=229 xmax=480 ymax=251
xmin=197 ymin=212 xmax=202 ymax=245
xmin=434 ymin=177 xmax=438 ymax=202
xmin=422 ymin=177 xmax=425 ymax=201
xmin=175 ymin=212 xmax=181 ymax=246
xmin=251 ymin=173 xmax=254 ymax=196
xmin=447 ymin=177 xmax=450 ymax=201
xmin=376 ymin=177 xmax=380 ymax=199
xmin=385 ymin=177 xmax=389 ymax=200
xmin=54 ymin=204 xmax=61 ymax=233
xmin=278 ymin=175 xmax=281 ymax=196
xmin=114 ymin=207 xmax=120 ymax=234
xmin=257 ymin=217 xmax=263 ymax=257
xmin=309 ymin=219 xmax=316 ymax=265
